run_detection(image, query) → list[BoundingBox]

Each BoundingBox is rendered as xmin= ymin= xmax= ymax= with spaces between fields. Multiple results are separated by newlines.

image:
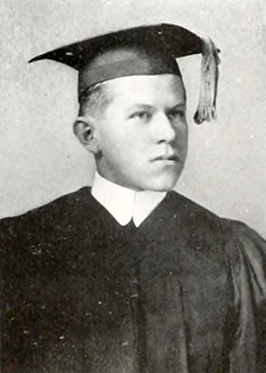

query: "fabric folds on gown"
xmin=0 ymin=188 xmax=265 ymax=372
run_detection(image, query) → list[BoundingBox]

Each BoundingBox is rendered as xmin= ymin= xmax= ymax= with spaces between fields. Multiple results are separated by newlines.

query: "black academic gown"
xmin=0 ymin=188 xmax=265 ymax=373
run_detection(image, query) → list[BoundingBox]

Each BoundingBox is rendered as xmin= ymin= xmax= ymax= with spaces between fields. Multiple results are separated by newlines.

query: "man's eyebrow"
xmin=126 ymin=103 xmax=154 ymax=111
xmin=160 ymin=102 xmax=187 ymax=113
xmin=126 ymin=102 xmax=186 ymax=111
xmin=171 ymin=101 xmax=186 ymax=107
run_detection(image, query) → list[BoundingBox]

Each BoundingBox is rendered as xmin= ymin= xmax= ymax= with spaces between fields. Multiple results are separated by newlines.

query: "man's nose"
xmin=152 ymin=112 xmax=176 ymax=143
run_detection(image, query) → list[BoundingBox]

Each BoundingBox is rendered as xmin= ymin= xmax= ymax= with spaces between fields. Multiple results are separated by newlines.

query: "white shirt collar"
xmin=91 ymin=172 xmax=166 ymax=227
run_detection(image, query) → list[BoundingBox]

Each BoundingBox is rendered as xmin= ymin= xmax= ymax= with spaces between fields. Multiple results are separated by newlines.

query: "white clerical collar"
xmin=91 ymin=172 xmax=166 ymax=227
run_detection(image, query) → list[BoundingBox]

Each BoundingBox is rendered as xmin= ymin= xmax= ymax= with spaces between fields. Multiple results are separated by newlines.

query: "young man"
xmin=1 ymin=24 xmax=265 ymax=373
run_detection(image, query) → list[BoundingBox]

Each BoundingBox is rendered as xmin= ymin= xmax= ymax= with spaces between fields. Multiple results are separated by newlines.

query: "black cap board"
xmin=29 ymin=23 xmax=220 ymax=124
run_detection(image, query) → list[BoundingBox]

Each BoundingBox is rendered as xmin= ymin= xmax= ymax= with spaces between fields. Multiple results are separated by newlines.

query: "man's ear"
xmin=73 ymin=116 xmax=101 ymax=155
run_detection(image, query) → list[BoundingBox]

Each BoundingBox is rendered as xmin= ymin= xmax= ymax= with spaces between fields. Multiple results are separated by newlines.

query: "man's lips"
xmin=152 ymin=154 xmax=179 ymax=162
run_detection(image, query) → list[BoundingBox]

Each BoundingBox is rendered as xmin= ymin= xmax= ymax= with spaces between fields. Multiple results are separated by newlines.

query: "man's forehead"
xmin=104 ymin=74 xmax=186 ymax=108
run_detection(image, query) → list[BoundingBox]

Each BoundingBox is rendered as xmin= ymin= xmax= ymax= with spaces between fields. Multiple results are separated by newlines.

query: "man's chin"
xmin=101 ymin=171 xmax=181 ymax=192
xmin=140 ymin=175 xmax=180 ymax=192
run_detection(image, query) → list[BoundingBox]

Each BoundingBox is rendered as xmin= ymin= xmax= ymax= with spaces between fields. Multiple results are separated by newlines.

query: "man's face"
xmin=93 ymin=74 xmax=188 ymax=191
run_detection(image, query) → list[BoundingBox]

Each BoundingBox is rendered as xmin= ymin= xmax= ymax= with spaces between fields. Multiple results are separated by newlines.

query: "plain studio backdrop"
xmin=0 ymin=0 xmax=265 ymax=237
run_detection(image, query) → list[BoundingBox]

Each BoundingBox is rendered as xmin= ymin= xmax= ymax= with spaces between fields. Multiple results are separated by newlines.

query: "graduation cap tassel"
xmin=193 ymin=36 xmax=220 ymax=124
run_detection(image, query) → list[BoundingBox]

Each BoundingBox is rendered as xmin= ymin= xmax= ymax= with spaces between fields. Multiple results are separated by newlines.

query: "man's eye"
xmin=130 ymin=112 xmax=151 ymax=121
xmin=168 ymin=110 xmax=185 ymax=120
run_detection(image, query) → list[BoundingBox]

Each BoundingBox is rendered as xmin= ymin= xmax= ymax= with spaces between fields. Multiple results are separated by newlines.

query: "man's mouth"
xmin=153 ymin=154 xmax=178 ymax=161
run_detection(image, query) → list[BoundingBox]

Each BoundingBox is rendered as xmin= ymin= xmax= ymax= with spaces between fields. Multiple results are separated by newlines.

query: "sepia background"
xmin=0 ymin=0 xmax=265 ymax=237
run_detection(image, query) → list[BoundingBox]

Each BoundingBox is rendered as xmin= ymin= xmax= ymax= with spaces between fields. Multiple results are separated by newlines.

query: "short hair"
xmin=78 ymin=81 xmax=111 ymax=118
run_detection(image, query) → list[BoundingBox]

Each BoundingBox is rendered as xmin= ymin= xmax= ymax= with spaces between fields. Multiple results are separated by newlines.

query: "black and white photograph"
xmin=0 ymin=0 xmax=265 ymax=372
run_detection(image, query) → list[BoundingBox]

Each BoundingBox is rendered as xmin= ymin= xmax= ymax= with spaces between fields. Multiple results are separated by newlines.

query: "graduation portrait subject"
xmin=0 ymin=2 xmax=265 ymax=373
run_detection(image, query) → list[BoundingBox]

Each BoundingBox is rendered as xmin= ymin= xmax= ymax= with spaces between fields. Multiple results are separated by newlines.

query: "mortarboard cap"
xmin=29 ymin=24 xmax=220 ymax=124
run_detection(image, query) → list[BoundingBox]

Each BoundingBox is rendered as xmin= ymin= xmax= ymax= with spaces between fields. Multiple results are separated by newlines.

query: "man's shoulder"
xmin=0 ymin=187 xmax=93 ymax=237
xmin=165 ymin=190 xmax=224 ymax=225
xmin=164 ymin=191 xmax=264 ymax=241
